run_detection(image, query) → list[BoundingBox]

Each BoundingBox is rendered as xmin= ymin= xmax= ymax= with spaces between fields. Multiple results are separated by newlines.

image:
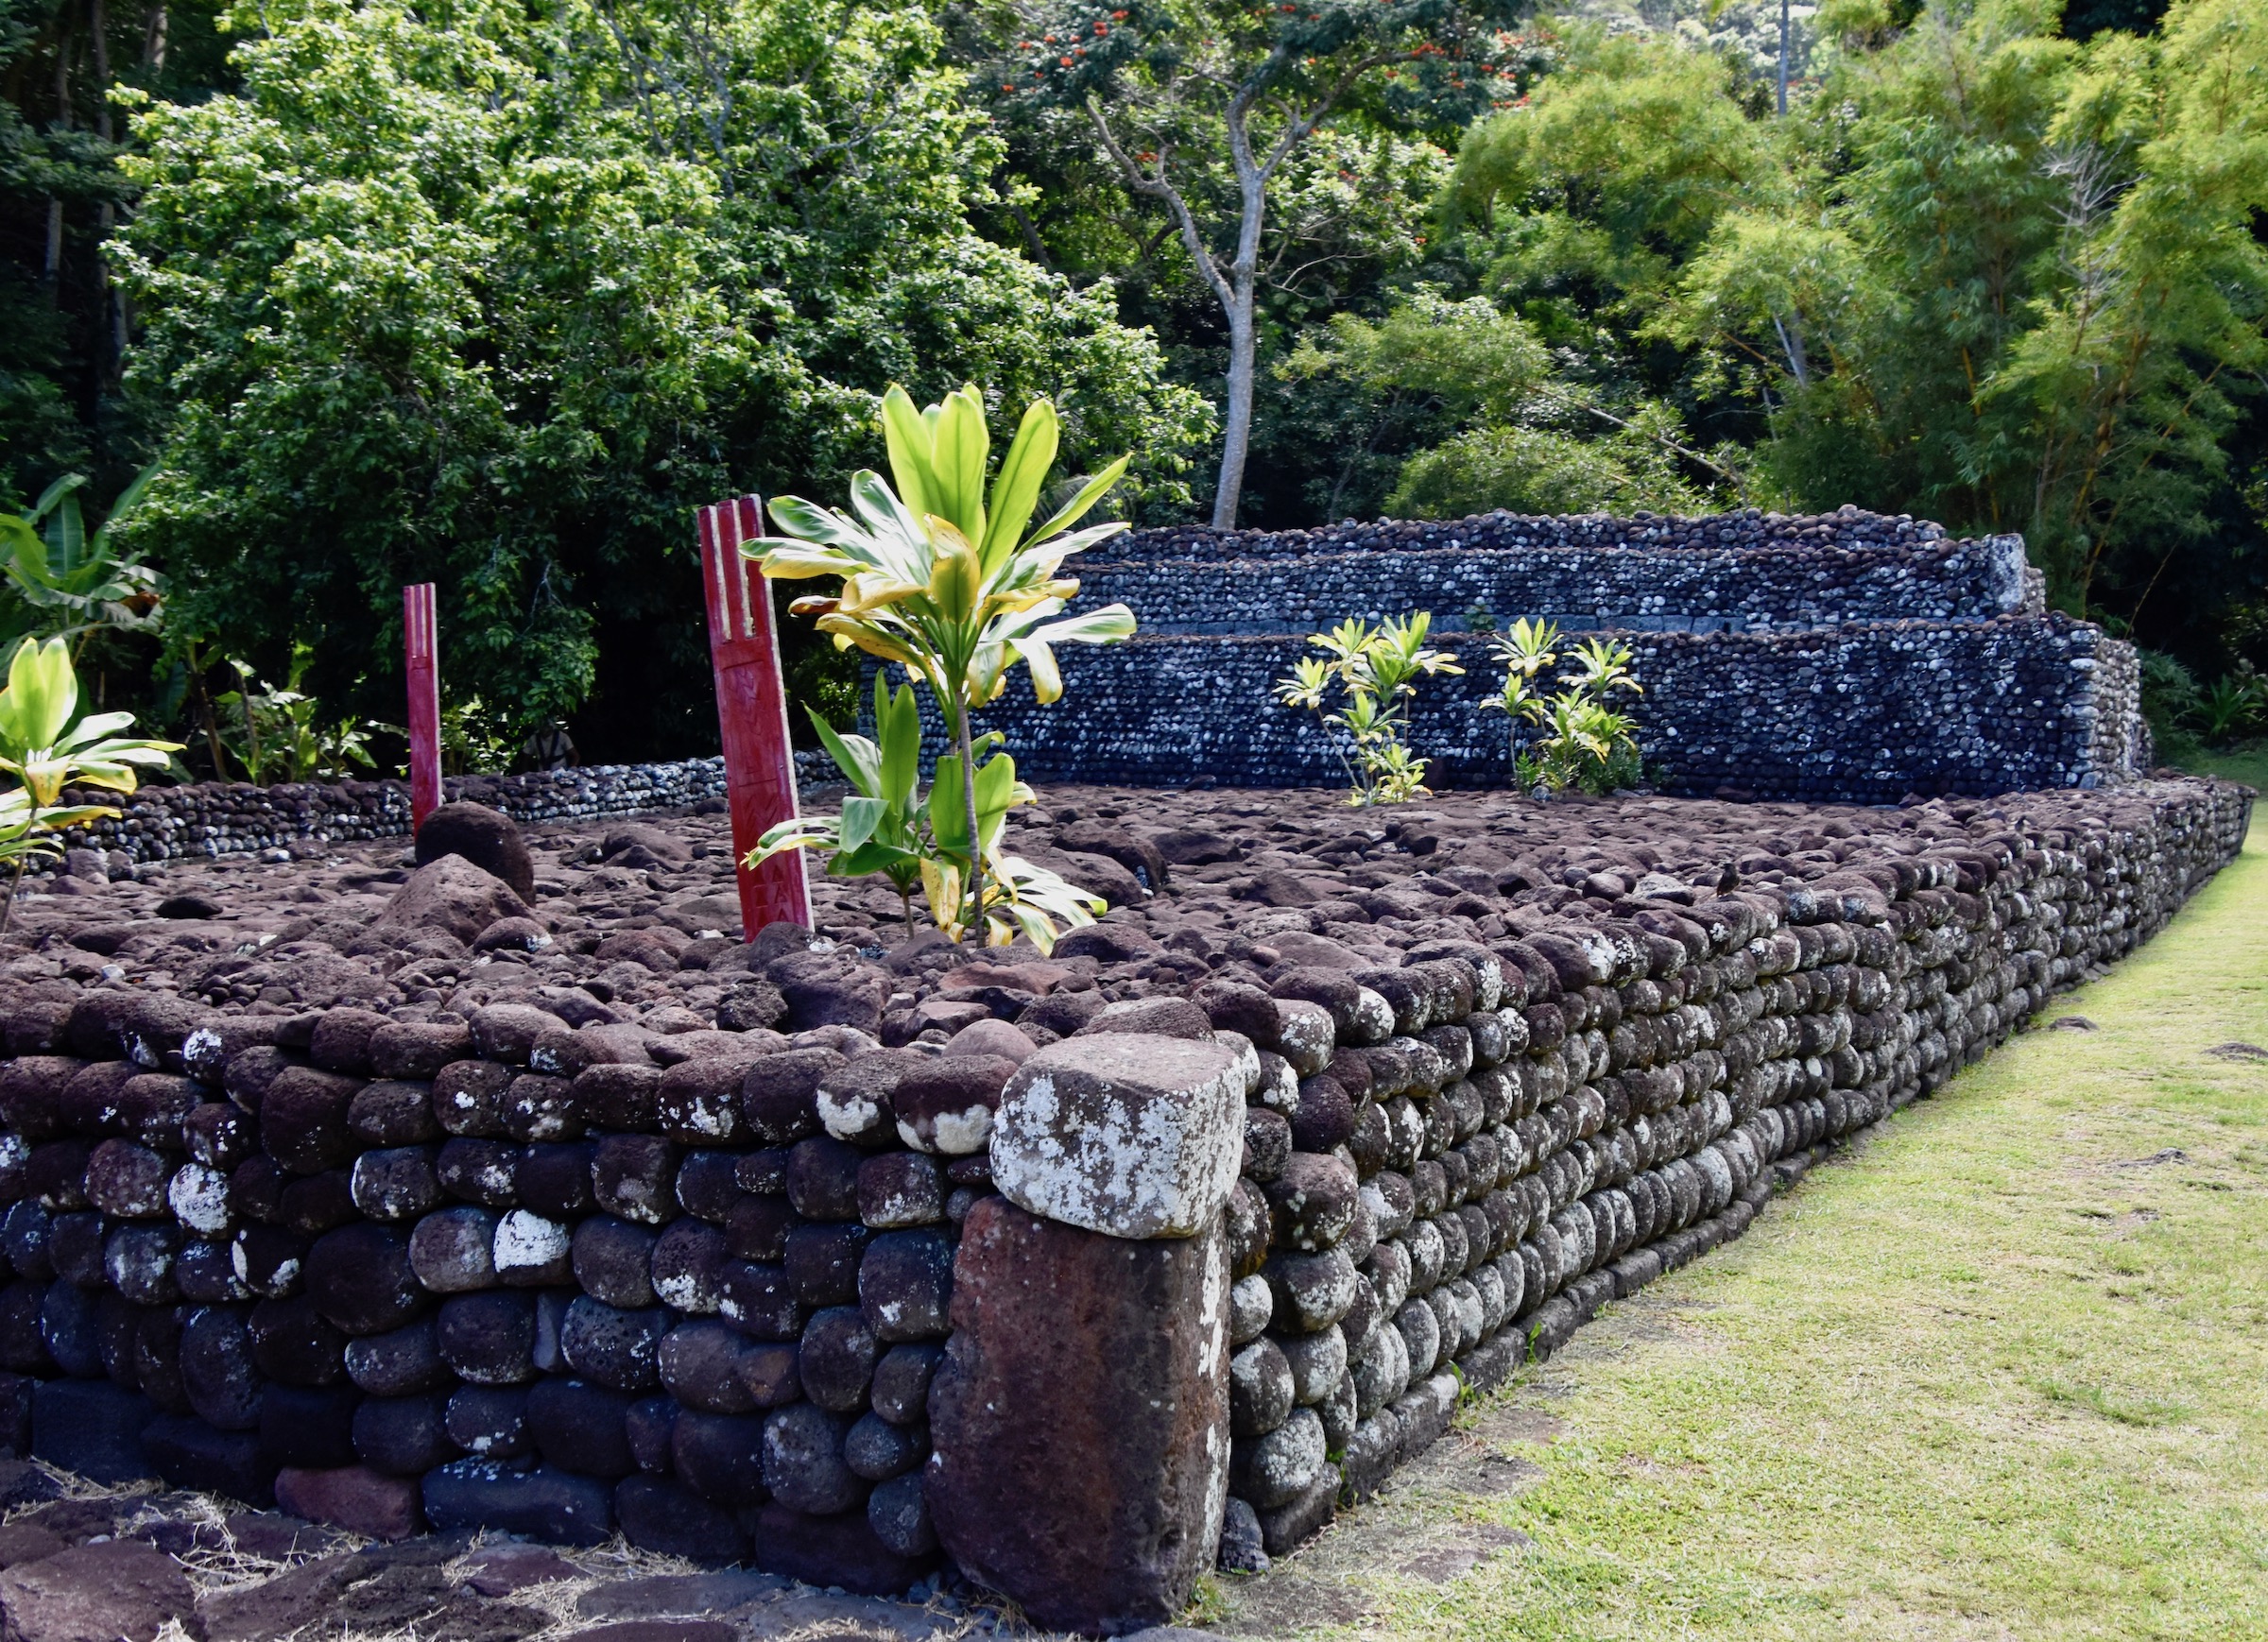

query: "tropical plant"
xmin=2193 ymin=672 xmax=2263 ymax=745
xmin=747 ymin=385 xmax=1136 ymax=945
xmin=214 ymin=645 xmax=382 ymax=784
xmin=0 ymin=466 xmax=165 ymax=651
xmin=1275 ymin=611 xmax=1463 ymax=804
xmin=0 ymin=637 xmax=183 ymax=931
xmin=1478 ymin=616 xmax=1560 ymax=765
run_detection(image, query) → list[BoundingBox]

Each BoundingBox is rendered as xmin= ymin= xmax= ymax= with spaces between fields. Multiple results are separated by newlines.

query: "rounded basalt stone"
xmin=350 ymin=1147 xmax=441 ymax=1224
xmin=433 ymin=1060 xmax=516 ymax=1140
xmin=469 ymin=1003 xmax=566 ymax=1068
xmin=1349 ymin=1311 xmax=1410 ymax=1418
xmin=785 ymin=1137 xmax=865 ymax=1223
xmin=573 ymin=1216 xmax=659 ymax=1309
xmin=1402 ymin=1220 xmax=1445 ymax=1294
xmin=231 ymin=1223 xmax=305 ymax=1299
xmin=306 ymin=1223 xmax=424 ymax=1335
xmin=651 ymin=1218 xmax=727 ymax=1315
xmin=180 ymin=1304 xmax=262 ymax=1430
xmin=844 ymin=1409 xmax=924 ymax=1482
xmin=739 ymin=1051 xmax=842 ymax=1148
xmin=259 ymin=1067 xmax=368 ymax=1177
xmin=105 ymin=1222 xmax=180 ymax=1304
xmin=59 ymin=1059 xmax=135 ymax=1137
xmin=345 ymin=1314 xmax=451 ymax=1396
xmin=724 ymin=1195 xmax=799 ymax=1264
xmin=855 ymin=1152 xmax=943 ymax=1229
xmin=492 ymin=1209 xmax=575 ymax=1287
xmin=0 ymin=1057 xmax=72 ymax=1142
xmin=437 ymin=1138 xmax=520 ymax=1209
xmin=660 ymin=1320 xmax=799 ymax=1413
xmin=517 ymin=1141 xmax=598 ymax=1220
xmin=369 ymin=1021 xmax=474 ymax=1082
xmin=1263 ymin=1153 xmax=1358 ymax=1254
xmin=1230 ymin=1405 xmax=1326 ymax=1510
xmin=1228 ymin=1337 xmax=1294 ymax=1437
xmin=627 ymin=1394 xmax=676 ymax=1474
xmin=1394 ymin=1296 xmax=1442 ymax=1379
xmin=671 ymin=1409 xmax=767 ymax=1505
xmin=1433 ymin=1212 xmax=1470 ymax=1281
xmin=38 ymin=1276 xmax=102 ymax=1375
xmin=50 ymin=1208 xmax=107 ymax=1287
xmin=355 ymin=1392 xmax=460 ymax=1477
xmin=657 ymin=1057 xmax=754 ymax=1145
xmin=438 ymin=1290 xmax=538 ymax=1385
xmin=869 ymin=1341 xmax=943 ymax=1427
xmin=716 ymin=1260 xmax=801 ymax=1342
xmin=890 ymin=1056 xmax=1017 ymax=1155
xmin=858 ymin=1228 xmax=953 ymax=1343
xmin=0 ymin=1279 xmax=51 ymax=1376
xmin=798 ymin=1306 xmax=879 ymax=1413
xmin=560 ymin=1295 xmax=667 ymax=1392
xmin=278 ymin=1169 xmax=358 ymax=1237
xmin=445 ymin=1383 xmax=532 ymax=1459
xmin=1288 ymin=1076 xmax=1355 ymax=1155
xmin=1262 ymin=1245 xmax=1357 ymax=1334
xmin=183 ymin=1103 xmax=258 ymax=1171
xmin=816 ymin=1052 xmax=919 ymax=1148
xmin=27 ymin=1138 xmax=92 ymax=1211
xmin=760 ymin=1401 xmax=859 ymax=1515
xmin=409 ymin=1206 xmax=499 ymax=1292
xmin=784 ymin=1222 xmax=871 ymax=1308
xmin=576 ymin=1064 xmax=662 ymax=1132
xmin=592 ymin=1136 xmax=679 ymax=1226
xmin=259 ymin=1381 xmax=361 ymax=1471
xmin=527 ymin=1376 xmax=637 ymax=1478
xmin=674 ymin=1152 xmax=742 ymax=1223
xmin=868 ymin=1470 xmax=936 ymax=1558
xmin=86 ymin=1139 xmax=171 ymax=1220
xmin=1226 ymin=1177 xmax=1273 ymax=1280
xmin=1229 ymin=1274 xmax=1273 ymax=1346
xmin=503 ymin=1074 xmax=581 ymax=1144
xmin=249 ymin=1293 xmax=349 ymax=1386
xmin=119 ymin=1072 xmax=199 ymax=1150
xmin=1280 ymin=1323 xmax=1348 ymax=1406
xmin=416 ymin=801 xmax=537 ymax=900
xmin=1241 ymin=1108 xmax=1292 ymax=1185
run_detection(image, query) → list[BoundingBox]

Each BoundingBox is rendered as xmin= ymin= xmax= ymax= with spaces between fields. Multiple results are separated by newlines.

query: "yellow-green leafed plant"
xmin=0 ymin=636 xmax=182 ymax=929
xmin=747 ymin=385 xmax=1134 ymax=945
xmin=1485 ymin=624 xmax=1644 ymax=795
xmin=1275 ymin=612 xmax=1463 ymax=805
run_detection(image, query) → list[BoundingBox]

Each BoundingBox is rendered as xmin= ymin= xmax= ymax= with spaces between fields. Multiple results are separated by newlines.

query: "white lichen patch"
xmin=167 ymin=1161 xmax=233 ymax=1234
xmin=492 ymin=1208 xmax=571 ymax=1274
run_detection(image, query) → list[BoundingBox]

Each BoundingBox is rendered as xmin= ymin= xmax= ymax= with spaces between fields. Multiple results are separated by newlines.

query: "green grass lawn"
xmin=2179 ymin=742 xmax=2268 ymax=794
xmin=1211 ymin=804 xmax=2268 ymax=1641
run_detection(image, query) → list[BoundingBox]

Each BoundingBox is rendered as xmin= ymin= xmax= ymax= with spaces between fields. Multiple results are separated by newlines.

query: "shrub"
xmin=1275 ymin=613 xmax=1463 ymax=805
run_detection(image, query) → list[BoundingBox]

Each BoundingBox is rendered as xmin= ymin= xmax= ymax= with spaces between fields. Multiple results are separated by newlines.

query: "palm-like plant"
xmin=0 ymin=466 xmax=164 ymax=651
xmin=1275 ymin=612 xmax=1463 ymax=805
xmin=747 ymin=385 xmax=1136 ymax=939
xmin=0 ymin=636 xmax=182 ymax=931
xmin=1479 ymin=617 xmax=1561 ymax=765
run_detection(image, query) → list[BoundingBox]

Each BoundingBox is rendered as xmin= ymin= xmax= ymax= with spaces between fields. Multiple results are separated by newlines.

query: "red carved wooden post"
xmin=696 ymin=496 xmax=813 ymax=937
xmin=403 ymin=583 xmax=442 ymax=829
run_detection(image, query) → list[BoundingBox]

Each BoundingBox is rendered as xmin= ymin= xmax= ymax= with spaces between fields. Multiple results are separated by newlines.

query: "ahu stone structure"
xmin=0 ymin=775 xmax=2248 ymax=1634
xmin=890 ymin=506 xmax=2151 ymax=803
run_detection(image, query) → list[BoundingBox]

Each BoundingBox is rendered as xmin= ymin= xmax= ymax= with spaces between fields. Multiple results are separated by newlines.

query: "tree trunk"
xmin=1211 ymin=274 xmax=1258 ymax=529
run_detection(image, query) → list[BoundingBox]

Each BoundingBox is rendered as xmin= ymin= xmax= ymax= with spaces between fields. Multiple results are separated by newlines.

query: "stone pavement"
xmin=0 ymin=1457 xmax=1229 ymax=1641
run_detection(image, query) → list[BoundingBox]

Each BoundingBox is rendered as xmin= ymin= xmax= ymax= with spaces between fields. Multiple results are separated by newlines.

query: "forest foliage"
xmin=2 ymin=0 xmax=2265 ymax=765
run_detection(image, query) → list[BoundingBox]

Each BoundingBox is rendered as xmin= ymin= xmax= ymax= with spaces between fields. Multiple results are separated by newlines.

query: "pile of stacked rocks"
xmin=43 ymin=754 xmax=832 ymax=871
xmin=883 ymin=505 xmax=2144 ymax=801
xmin=0 ymin=774 xmax=2249 ymax=1633
xmin=1083 ymin=506 xmax=2036 ymax=634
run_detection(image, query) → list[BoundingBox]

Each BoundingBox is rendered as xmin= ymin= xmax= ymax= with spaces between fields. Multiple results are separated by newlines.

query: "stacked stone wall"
xmin=42 ymin=753 xmax=834 ymax=870
xmin=880 ymin=616 xmax=2151 ymax=802
xmin=0 ymin=778 xmax=2245 ymax=1621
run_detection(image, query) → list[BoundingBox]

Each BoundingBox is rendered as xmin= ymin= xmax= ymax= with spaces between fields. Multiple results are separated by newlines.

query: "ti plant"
xmin=0 ymin=636 xmax=182 ymax=931
xmin=747 ymin=385 xmax=1134 ymax=947
xmin=751 ymin=669 xmax=1105 ymax=950
xmin=1486 ymin=625 xmax=1645 ymax=795
xmin=1276 ymin=612 xmax=1463 ymax=805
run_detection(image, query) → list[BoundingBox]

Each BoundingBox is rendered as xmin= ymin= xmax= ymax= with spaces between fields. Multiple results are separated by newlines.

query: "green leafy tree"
xmin=987 ymin=0 xmax=1524 ymax=525
xmin=111 ymin=0 xmax=1208 ymax=756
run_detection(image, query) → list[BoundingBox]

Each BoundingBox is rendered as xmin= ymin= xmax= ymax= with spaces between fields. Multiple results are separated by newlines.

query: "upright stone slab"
xmin=927 ymin=1196 xmax=1231 ymax=1636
